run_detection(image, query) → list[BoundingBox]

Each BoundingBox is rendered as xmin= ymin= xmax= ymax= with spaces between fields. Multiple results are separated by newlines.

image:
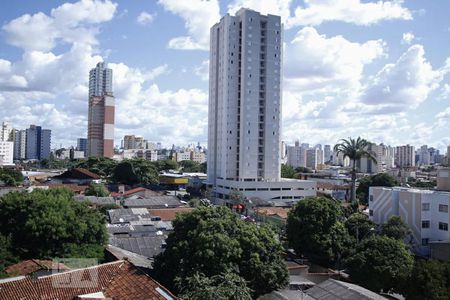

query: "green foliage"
xmin=400 ymin=259 xmax=450 ymax=300
xmin=0 ymin=234 xmax=19 ymax=278
xmin=345 ymin=235 xmax=414 ymax=292
xmin=111 ymin=159 xmax=159 ymax=185
xmin=179 ymin=160 xmax=201 ymax=172
xmin=281 ymin=164 xmax=296 ymax=178
xmin=334 ymin=137 xmax=376 ymax=202
xmin=357 ymin=173 xmax=398 ymax=204
xmin=381 ymin=216 xmax=410 ymax=240
xmin=85 ymin=182 xmax=110 ymax=197
xmin=153 ymin=206 xmax=288 ymax=298
xmin=199 ymin=162 xmax=207 ymax=173
xmin=295 ymin=166 xmax=312 ymax=173
xmin=112 ymin=161 xmax=138 ymax=185
xmin=345 ymin=213 xmax=376 ymax=242
xmin=176 ymin=272 xmax=252 ymax=300
xmin=286 ymin=197 xmax=353 ymax=267
xmin=76 ymin=157 xmax=117 ymax=177
xmin=0 ymin=168 xmax=23 ymax=186
xmin=0 ymin=188 xmax=107 ymax=260
xmin=155 ymin=159 xmax=178 ymax=172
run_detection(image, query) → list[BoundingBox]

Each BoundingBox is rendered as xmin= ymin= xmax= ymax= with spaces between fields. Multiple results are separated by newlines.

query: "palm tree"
xmin=334 ymin=137 xmax=377 ymax=204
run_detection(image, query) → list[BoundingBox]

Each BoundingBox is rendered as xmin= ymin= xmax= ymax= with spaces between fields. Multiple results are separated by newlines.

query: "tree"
xmin=381 ymin=216 xmax=410 ymax=240
xmin=0 ymin=188 xmax=107 ymax=260
xmin=357 ymin=173 xmax=398 ymax=205
xmin=76 ymin=157 xmax=117 ymax=178
xmin=153 ymin=206 xmax=288 ymax=298
xmin=400 ymin=259 xmax=450 ymax=300
xmin=112 ymin=161 xmax=139 ymax=185
xmin=155 ymin=159 xmax=178 ymax=172
xmin=286 ymin=197 xmax=352 ymax=267
xmin=199 ymin=162 xmax=207 ymax=173
xmin=345 ymin=213 xmax=376 ymax=242
xmin=0 ymin=168 xmax=23 ymax=186
xmin=345 ymin=235 xmax=414 ymax=293
xmin=85 ymin=182 xmax=110 ymax=197
xmin=0 ymin=234 xmax=19 ymax=278
xmin=128 ymin=159 xmax=159 ymax=184
xmin=281 ymin=164 xmax=296 ymax=178
xmin=176 ymin=272 xmax=252 ymax=300
xmin=334 ymin=137 xmax=376 ymax=203
xmin=179 ymin=160 xmax=201 ymax=172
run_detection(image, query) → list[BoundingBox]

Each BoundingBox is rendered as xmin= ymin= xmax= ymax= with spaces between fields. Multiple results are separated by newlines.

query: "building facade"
xmin=25 ymin=125 xmax=51 ymax=160
xmin=287 ymin=141 xmax=307 ymax=168
xmin=369 ymin=170 xmax=450 ymax=256
xmin=0 ymin=141 xmax=14 ymax=165
xmin=13 ymin=129 xmax=26 ymax=160
xmin=87 ymin=62 xmax=115 ymax=158
xmin=76 ymin=138 xmax=88 ymax=156
xmin=207 ymin=9 xmax=315 ymax=204
xmin=396 ymin=144 xmax=415 ymax=168
xmin=1 ymin=122 xmax=13 ymax=142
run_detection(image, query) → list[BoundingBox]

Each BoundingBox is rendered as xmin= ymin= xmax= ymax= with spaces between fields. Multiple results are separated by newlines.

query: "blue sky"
xmin=0 ymin=0 xmax=449 ymax=152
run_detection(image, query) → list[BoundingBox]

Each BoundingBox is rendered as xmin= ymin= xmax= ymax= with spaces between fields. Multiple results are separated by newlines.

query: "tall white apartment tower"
xmin=208 ymin=8 xmax=282 ymax=184
xmin=87 ymin=62 xmax=115 ymax=158
xmin=208 ymin=9 xmax=316 ymax=204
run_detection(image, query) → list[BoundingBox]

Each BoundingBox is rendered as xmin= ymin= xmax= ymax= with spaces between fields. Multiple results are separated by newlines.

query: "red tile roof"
xmin=255 ymin=207 xmax=290 ymax=219
xmin=5 ymin=260 xmax=70 ymax=277
xmin=0 ymin=260 xmax=176 ymax=300
xmin=148 ymin=207 xmax=194 ymax=221
xmin=111 ymin=187 xmax=146 ymax=197
xmin=56 ymin=168 xmax=101 ymax=180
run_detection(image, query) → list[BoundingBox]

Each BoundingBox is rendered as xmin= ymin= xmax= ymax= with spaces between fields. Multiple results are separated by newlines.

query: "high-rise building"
xmin=396 ymin=144 xmax=415 ymax=168
xmin=287 ymin=141 xmax=307 ymax=168
xmin=123 ymin=135 xmax=145 ymax=150
xmin=25 ymin=125 xmax=51 ymax=160
xmin=1 ymin=122 xmax=13 ymax=142
xmin=13 ymin=129 xmax=26 ymax=160
xmin=0 ymin=141 xmax=14 ymax=165
xmin=324 ymin=145 xmax=332 ymax=163
xmin=306 ymin=148 xmax=319 ymax=170
xmin=87 ymin=62 xmax=115 ymax=158
xmin=207 ymin=8 xmax=316 ymax=204
xmin=76 ymin=138 xmax=88 ymax=157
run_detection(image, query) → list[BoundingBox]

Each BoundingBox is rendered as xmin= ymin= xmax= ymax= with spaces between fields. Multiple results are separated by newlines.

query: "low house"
xmin=51 ymin=168 xmax=101 ymax=185
xmin=111 ymin=187 xmax=162 ymax=198
xmin=122 ymin=195 xmax=183 ymax=209
xmin=73 ymin=195 xmax=118 ymax=207
xmin=5 ymin=260 xmax=70 ymax=277
xmin=0 ymin=260 xmax=176 ymax=300
xmin=148 ymin=207 xmax=194 ymax=221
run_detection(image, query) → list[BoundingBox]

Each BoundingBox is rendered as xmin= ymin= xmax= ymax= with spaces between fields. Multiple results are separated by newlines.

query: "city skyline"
xmin=0 ymin=1 xmax=450 ymax=151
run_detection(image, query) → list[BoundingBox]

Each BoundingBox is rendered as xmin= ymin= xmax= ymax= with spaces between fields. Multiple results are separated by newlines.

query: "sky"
xmin=0 ymin=0 xmax=449 ymax=152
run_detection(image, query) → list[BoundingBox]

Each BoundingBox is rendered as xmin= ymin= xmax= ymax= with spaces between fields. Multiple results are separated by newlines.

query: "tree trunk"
xmin=351 ymin=159 xmax=357 ymax=203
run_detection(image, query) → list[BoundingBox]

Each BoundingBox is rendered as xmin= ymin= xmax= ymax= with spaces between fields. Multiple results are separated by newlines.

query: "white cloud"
xmin=437 ymin=83 xmax=450 ymax=101
xmin=137 ymin=11 xmax=156 ymax=25
xmin=2 ymin=0 xmax=117 ymax=52
xmin=287 ymin=0 xmax=412 ymax=28
xmin=402 ymin=32 xmax=415 ymax=44
xmin=158 ymin=0 xmax=220 ymax=50
xmin=284 ymin=27 xmax=386 ymax=92
xmin=194 ymin=60 xmax=209 ymax=81
xmin=360 ymin=44 xmax=450 ymax=110
xmin=436 ymin=107 xmax=450 ymax=119
xmin=227 ymin=0 xmax=292 ymax=24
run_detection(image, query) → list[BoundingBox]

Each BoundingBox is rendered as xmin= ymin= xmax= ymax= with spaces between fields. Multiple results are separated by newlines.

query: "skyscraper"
xmin=207 ymin=8 xmax=315 ymax=204
xmin=87 ymin=62 xmax=115 ymax=158
xmin=25 ymin=125 xmax=51 ymax=160
xmin=1 ymin=122 xmax=13 ymax=142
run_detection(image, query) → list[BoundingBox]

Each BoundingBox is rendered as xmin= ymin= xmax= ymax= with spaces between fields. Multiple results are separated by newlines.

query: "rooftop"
xmin=0 ymin=260 xmax=176 ymax=300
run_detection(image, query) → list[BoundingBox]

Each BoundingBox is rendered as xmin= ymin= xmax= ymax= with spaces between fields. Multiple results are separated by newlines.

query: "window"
xmin=422 ymin=220 xmax=430 ymax=228
xmin=439 ymin=204 xmax=448 ymax=213
xmin=369 ymin=210 xmax=373 ymax=216
xmin=421 ymin=238 xmax=429 ymax=246
xmin=439 ymin=222 xmax=448 ymax=231
xmin=422 ymin=203 xmax=430 ymax=211
xmin=369 ymin=195 xmax=374 ymax=202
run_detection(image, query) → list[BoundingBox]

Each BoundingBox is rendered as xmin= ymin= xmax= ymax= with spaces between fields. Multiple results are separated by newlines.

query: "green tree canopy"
xmin=179 ymin=160 xmax=201 ymax=172
xmin=155 ymin=159 xmax=179 ymax=172
xmin=345 ymin=235 xmax=414 ymax=293
xmin=111 ymin=161 xmax=139 ymax=185
xmin=128 ymin=159 xmax=159 ymax=184
xmin=76 ymin=157 xmax=117 ymax=177
xmin=286 ymin=197 xmax=352 ymax=267
xmin=0 ymin=168 xmax=23 ymax=186
xmin=0 ymin=188 xmax=107 ymax=260
xmin=176 ymin=272 xmax=252 ymax=300
xmin=281 ymin=164 xmax=296 ymax=178
xmin=0 ymin=234 xmax=18 ymax=278
xmin=345 ymin=213 xmax=376 ymax=242
xmin=153 ymin=206 xmax=288 ymax=298
xmin=381 ymin=216 xmax=410 ymax=240
xmin=400 ymin=259 xmax=450 ymax=300
xmin=334 ymin=137 xmax=376 ymax=203
xmin=85 ymin=182 xmax=110 ymax=197
xmin=357 ymin=173 xmax=398 ymax=204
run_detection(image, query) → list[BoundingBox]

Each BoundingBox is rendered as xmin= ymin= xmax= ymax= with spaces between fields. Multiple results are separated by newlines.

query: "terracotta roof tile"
xmin=0 ymin=260 xmax=176 ymax=300
xmin=148 ymin=207 xmax=194 ymax=221
xmin=5 ymin=260 xmax=70 ymax=277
